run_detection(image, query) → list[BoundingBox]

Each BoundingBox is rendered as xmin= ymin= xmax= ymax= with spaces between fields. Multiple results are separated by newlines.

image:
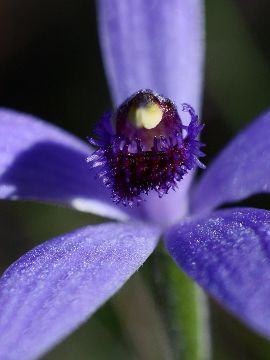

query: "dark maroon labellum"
xmin=87 ymin=89 xmax=205 ymax=206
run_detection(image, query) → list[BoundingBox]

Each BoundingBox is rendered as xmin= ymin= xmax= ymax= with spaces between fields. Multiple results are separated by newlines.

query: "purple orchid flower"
xmin=0 ymin=1 xmax=270 ymax=359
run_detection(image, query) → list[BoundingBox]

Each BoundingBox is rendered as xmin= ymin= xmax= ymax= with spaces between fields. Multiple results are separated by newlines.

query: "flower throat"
xmin=87 ymin=89 xmax=205 ymax=206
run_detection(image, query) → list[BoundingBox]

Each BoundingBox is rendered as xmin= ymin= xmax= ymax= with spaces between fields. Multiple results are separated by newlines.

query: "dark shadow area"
xmin=0 ymin=202 xmax=31 ymax=272
xmin=0 ymin=140 xmax=140 ymax=218
xmin=219 ymin=194 xmax=270 ymax=212
xmin=0 ymin=0 xmax=110 ymax=138
xmin=210 ymin=297 xmax=270 ymax=360
xmin=0 ymin=141 xmax=104 ymax=201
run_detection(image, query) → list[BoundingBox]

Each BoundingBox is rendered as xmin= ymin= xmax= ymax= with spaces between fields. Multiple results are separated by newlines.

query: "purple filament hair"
xmin=87 ymin=90 xmax=205 ymax=206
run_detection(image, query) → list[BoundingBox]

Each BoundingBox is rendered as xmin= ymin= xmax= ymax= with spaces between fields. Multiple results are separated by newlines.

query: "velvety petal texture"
xmin=0 ymin=221 xmax=160 ymax=360
xmin=165 ymin=207 xmax=270 ymax=338
xmin=98 ymin=0 xmax=204 ymax=113
xmin=98 ymin=0 xmax=205 ymax=224
xmin=0 ymin=109 xmax=140 ymax=221
xmin=192 ymin=109 xmax=270 ymax=214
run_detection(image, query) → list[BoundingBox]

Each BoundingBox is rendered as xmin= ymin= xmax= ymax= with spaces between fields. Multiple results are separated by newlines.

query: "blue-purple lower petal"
xmin=165 ymin=207 xmax=270 ymax=338
xmin=0 ymin=221 xmax=160 ymax=360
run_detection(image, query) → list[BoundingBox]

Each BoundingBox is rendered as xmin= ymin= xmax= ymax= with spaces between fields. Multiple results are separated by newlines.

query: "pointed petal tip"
xmin=192 ymin=108 xmax=270 ymax=214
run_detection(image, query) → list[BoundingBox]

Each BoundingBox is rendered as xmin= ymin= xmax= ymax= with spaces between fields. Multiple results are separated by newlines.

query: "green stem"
xmin=112 ymin=272 xmax=174 ymax=360
xmin=112 ymin=248 xmax=211 ymax=360
xmin=167 ymin=259 xmax=211 ymax=360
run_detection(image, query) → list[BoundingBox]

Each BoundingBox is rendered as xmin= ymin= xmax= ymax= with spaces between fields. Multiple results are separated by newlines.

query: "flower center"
xmin=87 ymin=89 xmax=205 ymax=206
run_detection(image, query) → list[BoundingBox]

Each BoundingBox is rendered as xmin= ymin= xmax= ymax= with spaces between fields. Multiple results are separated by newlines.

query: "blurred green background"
xmin=1 ymin=0 xmax=270 ymax=359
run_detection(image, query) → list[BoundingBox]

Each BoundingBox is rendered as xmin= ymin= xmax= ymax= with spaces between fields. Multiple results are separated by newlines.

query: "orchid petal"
xmin=0 ymin=221 xmax=160 ymax=360
xmin=0 ymin=109 xmax=141 ymax=221
xmin=165 ymin=207 xmax=270 ymax=338
xmin=97 ymin=0 xmax=205 ymax=223
xmin=192 ymin=109 xmax=270 ymax=214
xmin=98 ymin=0 xmax=204 ymax=113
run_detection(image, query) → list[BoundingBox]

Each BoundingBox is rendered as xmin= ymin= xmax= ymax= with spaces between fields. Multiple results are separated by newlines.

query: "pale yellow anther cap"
xmin=128 ymin=102 xmax=163 ymax=129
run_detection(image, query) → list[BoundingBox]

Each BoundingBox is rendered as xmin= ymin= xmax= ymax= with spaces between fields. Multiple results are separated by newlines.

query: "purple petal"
xmin=98 ymin=0 xmax=204 ymax=113
xmin=141 ymin=173 xmax=193 ymax=227
xmin=165 ymin=207 xmax=270 ymax=338
xmin=0 ymin=221 xmax=160 ymax=360
xmin=0 ymin=109 xmax=141 ymax=221
xmin=192 ymin=109 xmax=270 ymax=214
xmin=97 ymin=0 xmax=205 ymax=223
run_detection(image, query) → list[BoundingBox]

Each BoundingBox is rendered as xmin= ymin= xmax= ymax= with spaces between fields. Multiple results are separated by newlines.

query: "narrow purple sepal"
xmin=165 ymin=207 xmax=270 ymax=338
xmin=0 ymin=221 xmax=160 ymax=360
xmin=97 ymin=0 xmax=205 ymax=223
xmin=192 ymin=109 xmax=270 ymax=214
xmin=97 ymin=0 xmax=204 ymax=114
xmin=0 ymin=109 xmax=141 ymax=220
